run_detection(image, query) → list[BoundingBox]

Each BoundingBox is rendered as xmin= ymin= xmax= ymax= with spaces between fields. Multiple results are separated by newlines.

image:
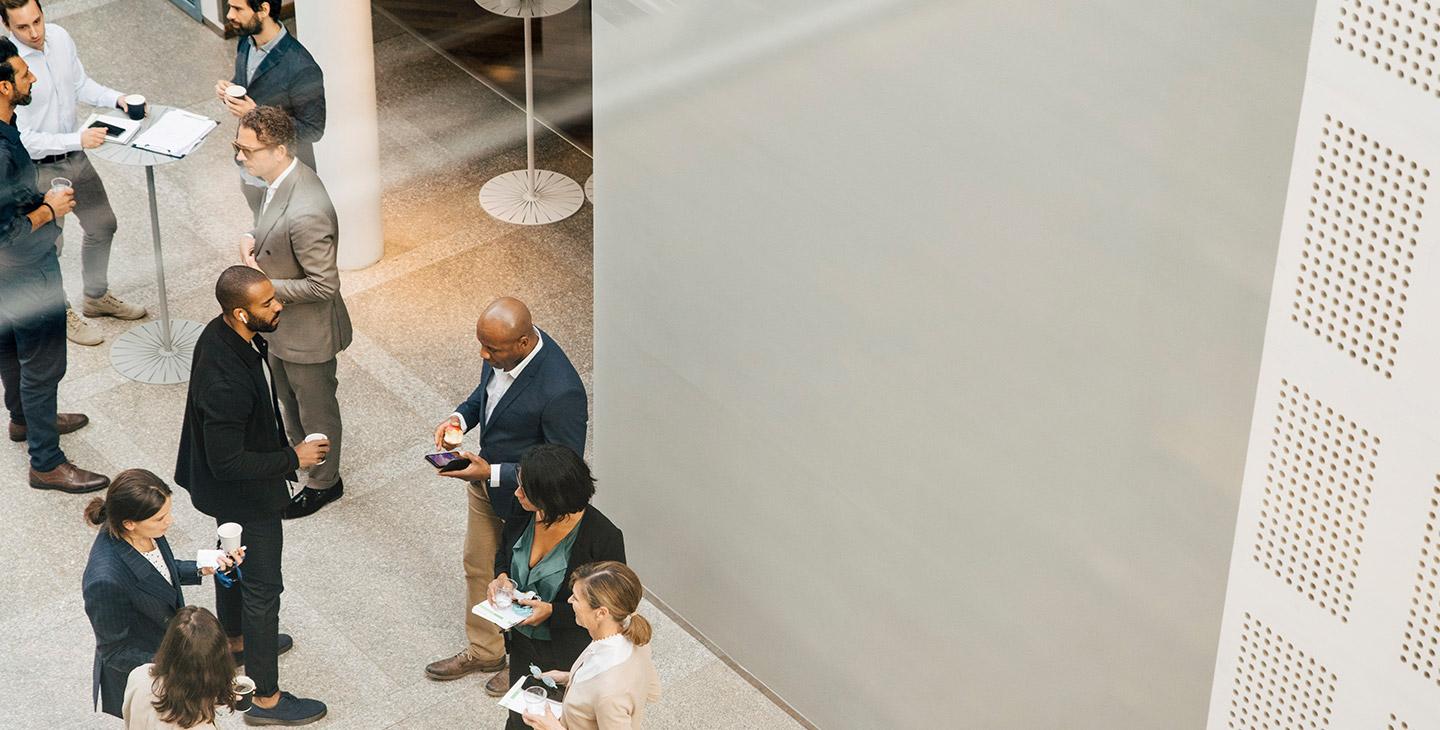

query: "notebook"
xmin=131 ymin=109 xmax=218 ymax=158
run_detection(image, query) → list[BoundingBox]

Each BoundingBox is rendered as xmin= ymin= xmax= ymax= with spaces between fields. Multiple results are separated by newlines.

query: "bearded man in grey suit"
xmin=234 ymin=105 xmax=351 ymax=520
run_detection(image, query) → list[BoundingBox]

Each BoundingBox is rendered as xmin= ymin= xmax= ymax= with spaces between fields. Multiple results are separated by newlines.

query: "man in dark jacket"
xmin=424 ymin=296 xmax=588 ymax=693
xmin=214 ymin=0 xmax=325 ymax=220
xmin=175 ymin=265 xmax=329 ymax=726
xmin=0 ymin=36 xmax=106 ymax=493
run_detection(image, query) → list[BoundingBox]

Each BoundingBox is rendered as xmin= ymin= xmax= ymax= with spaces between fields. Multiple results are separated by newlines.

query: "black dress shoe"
xmin=283 ymin=479 xmax=343 ymax=520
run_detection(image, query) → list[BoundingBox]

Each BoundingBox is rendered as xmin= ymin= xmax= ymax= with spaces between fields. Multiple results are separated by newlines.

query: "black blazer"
xmin=454 ymin=329 xmax=588 ymax=519
xmin=81 ymin=531 xmax=200 ymax=718
xmin=175 ymin=316 xmax=299 ymax=521
xmin=232 ymin=32 xmax=325 ymax=170
xmin=495 ymin=506 xmax=625 ymax=665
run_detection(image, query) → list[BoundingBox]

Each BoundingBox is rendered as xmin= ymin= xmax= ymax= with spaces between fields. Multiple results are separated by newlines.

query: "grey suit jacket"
xmin=249 ymin=161 xmax=353 ymax=364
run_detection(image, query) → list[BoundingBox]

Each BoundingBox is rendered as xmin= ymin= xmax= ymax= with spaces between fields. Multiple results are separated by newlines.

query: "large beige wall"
xmin=592 ymin=1 xmax=1314 ymax=726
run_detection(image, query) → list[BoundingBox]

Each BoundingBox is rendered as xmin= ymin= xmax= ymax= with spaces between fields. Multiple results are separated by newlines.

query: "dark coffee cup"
xmin=233 ymin=675 xmax=255 ymax=711
xmin=124 ymin=94 xmax=146 ymax=121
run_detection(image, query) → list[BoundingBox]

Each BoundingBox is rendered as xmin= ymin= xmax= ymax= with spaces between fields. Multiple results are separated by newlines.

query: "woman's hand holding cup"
xmin=487 ymin=574 xmax=514 ymax=604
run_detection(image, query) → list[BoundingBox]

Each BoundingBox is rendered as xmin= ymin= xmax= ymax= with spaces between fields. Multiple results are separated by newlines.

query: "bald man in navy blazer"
xmin=424 ymin=297 xmax=587 ymax=687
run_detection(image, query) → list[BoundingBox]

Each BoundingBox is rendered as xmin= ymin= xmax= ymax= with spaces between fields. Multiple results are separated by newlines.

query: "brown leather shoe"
xmin=484 ymin=664 xmax=512 ymax=697
xmin=8 ymin=413 xmax=90 ymax=442
xmin=29 ymin=462 xmax=109 ymax=494
xmin=425 ymin=652 xmax=505 ymax=682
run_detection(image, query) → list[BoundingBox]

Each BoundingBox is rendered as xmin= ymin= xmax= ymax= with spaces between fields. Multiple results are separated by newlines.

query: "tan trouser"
xmin=464 ymin=481 xmax=506 ymax=662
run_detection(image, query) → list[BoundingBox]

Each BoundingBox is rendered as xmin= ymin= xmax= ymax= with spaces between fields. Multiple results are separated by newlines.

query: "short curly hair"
xmin=239 ymin=105 xmax=295 ymax=152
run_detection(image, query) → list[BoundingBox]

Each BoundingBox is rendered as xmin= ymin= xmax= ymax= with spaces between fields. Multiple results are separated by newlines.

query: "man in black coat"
xmin=175 ymin=265 xmax=330 ymax=726
xmin=424 ymin=296 xmax=588 ymax=692
xmin=214 ymin=0 xmax=325 ymax=220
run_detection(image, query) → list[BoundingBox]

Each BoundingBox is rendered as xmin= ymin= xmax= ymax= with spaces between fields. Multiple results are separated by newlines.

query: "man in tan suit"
xmin=235 ymin=105 xmax=351 ymax=520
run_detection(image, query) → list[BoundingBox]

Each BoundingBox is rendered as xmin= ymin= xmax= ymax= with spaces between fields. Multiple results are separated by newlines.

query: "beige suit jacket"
xmin=560 ymin=644 xmax=661 ymax=730
xmin=249 ymin=161 xmax=353 ymax=364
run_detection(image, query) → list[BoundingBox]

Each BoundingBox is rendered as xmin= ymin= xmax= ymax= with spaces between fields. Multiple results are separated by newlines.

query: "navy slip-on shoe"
xmin=242 ymin=691 xmax=327 ymax=726
xmin=233 ymin=633 xmax=293 ymax=667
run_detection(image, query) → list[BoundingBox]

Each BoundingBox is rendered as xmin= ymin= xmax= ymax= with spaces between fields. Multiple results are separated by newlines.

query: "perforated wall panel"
xmin=1208 ymin=1 xmax=1440 ymax=726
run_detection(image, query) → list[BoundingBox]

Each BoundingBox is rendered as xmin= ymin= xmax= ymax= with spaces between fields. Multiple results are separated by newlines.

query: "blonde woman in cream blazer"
xmin=523 ymin=562 xmax=661 ymax=730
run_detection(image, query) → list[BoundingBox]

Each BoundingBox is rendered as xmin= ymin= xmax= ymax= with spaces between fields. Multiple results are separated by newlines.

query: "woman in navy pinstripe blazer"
xmin=80 ymin=469 xmax=240 ymax=718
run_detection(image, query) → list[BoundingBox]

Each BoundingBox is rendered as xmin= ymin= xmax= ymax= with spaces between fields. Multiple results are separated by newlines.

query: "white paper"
xmin=131 ymin=109 xmax=217 ymax=158
xmin=195 ymin=549 xmax=224 ymax=570
xmin=470 ymin=593 xmax=537 ymax=630
xmin=498 ymin=678 xmax=563 ymax=718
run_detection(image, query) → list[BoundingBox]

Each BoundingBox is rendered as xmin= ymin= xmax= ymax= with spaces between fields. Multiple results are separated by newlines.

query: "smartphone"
xmin=88 ymin=120 xmax=126 ymax=138
xmin=425 ymin=451 xmax=461 ymax=468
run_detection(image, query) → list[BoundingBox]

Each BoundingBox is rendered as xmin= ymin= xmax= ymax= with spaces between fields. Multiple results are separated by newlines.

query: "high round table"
xmin=88 ymin=104 xmax=213 ymax=384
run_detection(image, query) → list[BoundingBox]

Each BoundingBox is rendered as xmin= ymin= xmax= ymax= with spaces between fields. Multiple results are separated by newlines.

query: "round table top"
xmin=87 ymin=104 xmax=208 ymax=168
xmin=475 ymin=0 xmax=579 ymax=19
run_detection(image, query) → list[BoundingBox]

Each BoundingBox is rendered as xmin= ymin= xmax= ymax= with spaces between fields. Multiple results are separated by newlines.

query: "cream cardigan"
xmin=560 ymin=642 xmax=662 ymax=729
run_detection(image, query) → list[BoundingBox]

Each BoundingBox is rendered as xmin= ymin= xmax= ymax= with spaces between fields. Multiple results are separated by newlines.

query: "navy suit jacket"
xmin=232 ymin=32 xmax=326 ymax=171
xmin=81 ymin=531 xmax=200 ymax=718
xmin=454 ymin=328 xmax=587 ymax=519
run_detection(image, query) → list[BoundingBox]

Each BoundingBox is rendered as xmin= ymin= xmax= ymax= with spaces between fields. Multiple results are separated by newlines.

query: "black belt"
xmin=34 ymin=150 xmax=81 ymax=165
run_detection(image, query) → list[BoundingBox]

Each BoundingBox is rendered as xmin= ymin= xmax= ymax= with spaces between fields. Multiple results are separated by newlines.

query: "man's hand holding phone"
xmin=436 ymin=449 xmax=491 ymax=481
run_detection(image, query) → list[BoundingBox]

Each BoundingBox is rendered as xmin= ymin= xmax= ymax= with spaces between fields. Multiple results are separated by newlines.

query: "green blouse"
xmin=510 ymin=515 xmax=582 ymax=640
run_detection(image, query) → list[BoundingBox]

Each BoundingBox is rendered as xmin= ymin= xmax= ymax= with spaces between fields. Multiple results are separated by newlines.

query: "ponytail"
xmin=83 ymin=497 xmax=106 ymax=527
xmin=620 ymin=612 xmax=652 ymax=647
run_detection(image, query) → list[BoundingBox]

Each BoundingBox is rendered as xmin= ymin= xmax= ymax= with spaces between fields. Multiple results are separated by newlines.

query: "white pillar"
xmin=294 ymin=1 xmax=384 ymax=270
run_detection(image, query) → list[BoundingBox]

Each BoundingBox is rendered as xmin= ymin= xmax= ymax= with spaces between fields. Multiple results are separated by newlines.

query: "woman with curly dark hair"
xmin=122 ymin=606 xmax=239 ymax=729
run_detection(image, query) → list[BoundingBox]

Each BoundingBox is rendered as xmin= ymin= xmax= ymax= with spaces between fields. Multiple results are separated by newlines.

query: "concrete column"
xmin=294 ymin=2 xmax=384 ymax=270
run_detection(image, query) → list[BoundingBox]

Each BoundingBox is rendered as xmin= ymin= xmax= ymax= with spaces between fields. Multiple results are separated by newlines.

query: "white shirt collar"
xmin=268 ymin=157 xmax=299 ymax=191
xmin=500 ymin=328 xmax=544 ymax=379
xmin=14 ymin=37 xmax=44 ymax=57
xmin=572 ymin=634 xmax=634 ymax=685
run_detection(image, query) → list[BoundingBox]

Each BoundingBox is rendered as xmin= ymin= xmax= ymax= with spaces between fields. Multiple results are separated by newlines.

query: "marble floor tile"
xmin=0 ymin=3 xmax=791 ymax=729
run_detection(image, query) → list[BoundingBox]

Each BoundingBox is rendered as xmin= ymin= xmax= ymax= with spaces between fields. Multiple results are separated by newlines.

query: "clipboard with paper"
xmin=130 ymin=109 xmax=218 ymax=159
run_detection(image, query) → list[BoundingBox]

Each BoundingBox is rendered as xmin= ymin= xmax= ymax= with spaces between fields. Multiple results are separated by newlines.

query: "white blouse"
xmin=139 ymin=547 xmax=172 ymax=585
xmin=571 ymin=634 xmax=633 ymax=685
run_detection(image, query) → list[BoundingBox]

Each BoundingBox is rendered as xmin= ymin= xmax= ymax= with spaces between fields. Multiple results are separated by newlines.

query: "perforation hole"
xmin=1336 ymin=0 xmax=1440 ymax=97
xmin=1252 ymin=379 xmax=1377 ymax=619
xmin=1292 ymin=114 xmax=1426 ymax=378
xmin=1389 ymin=714 xmax=1410 ymax=730
xmin=1399 ymin=480 xmax=1440 ymax=686
xmin=1228 ymin=612 xmax=1338 ymax=729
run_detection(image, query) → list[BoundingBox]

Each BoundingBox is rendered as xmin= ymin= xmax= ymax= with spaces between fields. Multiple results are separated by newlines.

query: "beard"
xmin=229 ymin=15 xmax=263 ymax=35
xmin=13 ymin=91 xmax=30 ymax=106
xmin=245 ymin=308 xmax=279 ymax=333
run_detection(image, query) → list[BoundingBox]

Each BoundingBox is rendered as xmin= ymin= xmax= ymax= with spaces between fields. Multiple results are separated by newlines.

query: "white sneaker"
xmin=65 ymin=308 xmax=103 ymax=346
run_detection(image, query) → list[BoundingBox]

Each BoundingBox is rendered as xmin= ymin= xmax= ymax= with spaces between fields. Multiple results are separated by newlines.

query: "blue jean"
xmin=0 ymin=260 xmax=68 ymax=471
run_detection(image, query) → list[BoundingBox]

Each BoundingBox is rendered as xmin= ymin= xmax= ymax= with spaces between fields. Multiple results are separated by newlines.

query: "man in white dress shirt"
xmin=1 ymin=0 xmax=146 ymax=347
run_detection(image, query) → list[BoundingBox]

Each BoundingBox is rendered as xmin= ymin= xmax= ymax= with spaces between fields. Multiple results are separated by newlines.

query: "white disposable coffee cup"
xmin=305 ymin=433 xmax=328 ymax=466
xmin=227 ymin=84 xmax=246 ymax=99
xmin=217 ymin=522 xmax=242 ymax=552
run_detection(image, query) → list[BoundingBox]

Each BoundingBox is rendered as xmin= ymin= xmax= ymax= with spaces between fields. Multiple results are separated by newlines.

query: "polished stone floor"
xmin=0 ymin=1 xmax=799 ymax=728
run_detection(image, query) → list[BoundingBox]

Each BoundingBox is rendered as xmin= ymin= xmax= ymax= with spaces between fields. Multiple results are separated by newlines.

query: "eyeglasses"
xmin=231 ymin=140 xmax=274 ymax=157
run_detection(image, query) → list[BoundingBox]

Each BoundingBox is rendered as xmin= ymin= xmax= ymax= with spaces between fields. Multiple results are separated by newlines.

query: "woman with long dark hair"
xmin=122 ymin=606 xmax=238 ymax=729
xmin=485 ymin=444 xmax=627 ymax=730
xmin=82 ymin=469 xmax=240 ymax=718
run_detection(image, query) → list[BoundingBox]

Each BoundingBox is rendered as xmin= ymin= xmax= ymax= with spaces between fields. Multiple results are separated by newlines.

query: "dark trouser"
xmin=36 ymin=153 xmax=118 ymax=300
xmin=215 ymin=515 xmax=284 ymax=696
xmin=241 ymin=180 xmax=264 ymax=223
xmin=268 ymin=354 xmax=342 ymax=489
xmin=505 ymin=631 xmax=568 ymax=730
xmin=0 ymin=261 xmax=67 ymax=470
